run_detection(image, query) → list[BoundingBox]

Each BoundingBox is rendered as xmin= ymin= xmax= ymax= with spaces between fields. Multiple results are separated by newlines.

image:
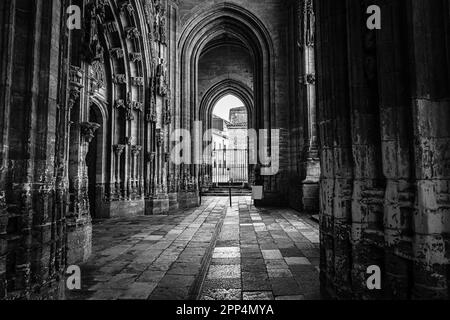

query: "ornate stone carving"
xmin=114 ymin=144 xmax=126 ymax=156
xmin=125 ymin=27 xmax=140 ymax=40
xmin=68 ymin=66 xmax=84 ymax=110
xmin=113 ymin=74 xmax=127 ymax=84
xmin=89 ymin=60 xmax=105 ymax=92
xmin=80 ymin=122 xmax=101 ymax=143
xmin=110 ymin=48 xmax=124 ymax=59
xmin=131 ymin=145 xmax=142 ymax=156
xmin=129 ymin=52 xmax=142 ymax=62
xmin=305 ymin=73 xmax=316 ymax=85
xmin=153 ymin=2 xmax=167 ymax=45
xmin=115 ymin=94 xmax=134 ymax=121
xmin=159 ymin=8 xmax=167 ymax=44
xmin=125 ymin=136 xmax=133 ymax=146
xmin=131 ymin=77 xmax=144 ymax=87
xmin=146 ymin=95 xmax=157 ymax=123
xmin=156 ymin=58 xmax=168 ymax=96
xmin=164 ymin=94 xmax=172 ymax=125
xmin=156 ymin=129 xmax=164 ymax=147
xmin=119 ymin=0 xmax=134 ymax=15
xmin=83 ymin=1 xmax=105 ymax=63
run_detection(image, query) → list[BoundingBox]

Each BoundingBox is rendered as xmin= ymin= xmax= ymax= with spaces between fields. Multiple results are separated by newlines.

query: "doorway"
xmin=86 ymin=104 xmax=103 ymax=219
xmin=210 ymin=94 xmax=249 ymax=187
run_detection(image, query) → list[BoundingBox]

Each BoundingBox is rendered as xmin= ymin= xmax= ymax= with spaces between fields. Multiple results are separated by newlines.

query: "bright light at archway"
xmin=212 ymin=94 xmax=245 ymax=121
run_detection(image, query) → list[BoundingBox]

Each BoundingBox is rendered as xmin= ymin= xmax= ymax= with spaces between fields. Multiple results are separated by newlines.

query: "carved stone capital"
xmin=114 ymin=144 xmax=126 ymax=156
xmin=80 ymin=122 xmax=101 ymax=143
xmin=131 ymin=145 xmax=143 ymax=156
xmin=145 ymin=152 xmax=156 ymax=163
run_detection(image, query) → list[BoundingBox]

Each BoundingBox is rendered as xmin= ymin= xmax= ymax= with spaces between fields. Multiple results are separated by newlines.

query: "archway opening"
xmin=210 ymin=94 xmax=249 ymax=187
xmin=86 ymin=104 xmax=104 ymax=219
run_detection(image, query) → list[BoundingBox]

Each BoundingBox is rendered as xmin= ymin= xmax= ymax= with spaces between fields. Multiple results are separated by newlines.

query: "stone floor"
xmin=66 ymin=196 xmax=320 ymax=300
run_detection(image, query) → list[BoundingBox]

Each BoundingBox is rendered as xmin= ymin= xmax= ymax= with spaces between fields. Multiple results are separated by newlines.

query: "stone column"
xmin=346 ymin=0 xmax=386 ymax=299
xmin=300 ymin=0 xmax=320 ymax=212
xmin=315 ymin=0 xmax=354 ymax=299
xmin=0 ymin=0 xmax=69 ymax=298
xmin=377 ymin=0 xmax=416 ymax=299
xmin=113 ymin=145 xmax=126 ymax=199
xmin=131 ymin=145 xmax=142 ymax=197
xmin=409 ymin=0 xmax=450 ymax=299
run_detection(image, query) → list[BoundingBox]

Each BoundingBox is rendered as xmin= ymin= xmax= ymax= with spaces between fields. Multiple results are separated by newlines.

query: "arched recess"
xmin=179 ymin=3 xmax=273 ymax=125
xmin=198 ymin=79 xmax=254 ymax=189
xmin=86 ymin=100 xmax=108 ymax=218
xmin=199 ymin=79 xmax=254 ymax=133
xmin=74 ymin=0 xmax=158 ymax=216
xmin=178 ymin=3 xmax=275 ymax=178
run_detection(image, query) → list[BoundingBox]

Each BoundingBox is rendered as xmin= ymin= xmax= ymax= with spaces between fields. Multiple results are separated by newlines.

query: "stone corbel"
xmin=80 ymin=122 xmax=101 ymax=143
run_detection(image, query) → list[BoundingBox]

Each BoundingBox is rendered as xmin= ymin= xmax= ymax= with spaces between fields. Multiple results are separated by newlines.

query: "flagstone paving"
xmin=66 ymin=196 xmax=320 ymax=300
xmin=199 ymin=197 xmax=320 ymax=301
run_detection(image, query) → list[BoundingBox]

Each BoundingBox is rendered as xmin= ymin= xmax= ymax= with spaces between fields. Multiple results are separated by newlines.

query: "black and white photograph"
xmin=0 ymin=0 xmax=449 ymax=310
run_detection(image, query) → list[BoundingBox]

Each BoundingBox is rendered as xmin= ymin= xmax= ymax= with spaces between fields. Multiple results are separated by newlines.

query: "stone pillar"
xmin=409 ymin=0 xmax=450 ymax=299
xmin=300 ymin=0 xmax=320 ymax=212
xmin=0 ymin=0 xmax=68 ymax=298
xmin=131 ymin=145 xmax=142 ymax=197
xmin=113 ymin=144 xmax=126 ymax=199
xmin=167 ymin=1 xmax=180 ymax=211
xmin=315 ymin=0 xmax=354 ymax=299
xmin=346 ymin=0 xmax=386 ymax=299
xmin=377 ymin=0 xmax=416 ymax=299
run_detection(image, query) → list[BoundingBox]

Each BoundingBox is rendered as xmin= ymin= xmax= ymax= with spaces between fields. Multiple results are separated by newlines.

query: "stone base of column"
xmin=168 ymin=192 xmax=179 ymax=212
xmin=145 ymin=194 xmax=170 ymax=215
xmin=301 ymin=157 xmax=320 ymax=212
xmin=301 ymin=181 xmax=319 ymax=212
xmin=106 ymin=199 xmax=145 ymax=218
xmin=178 ymin=191 xmax=200 ymax=209
xmin=66 ymin=216 xmax=92 ymax=265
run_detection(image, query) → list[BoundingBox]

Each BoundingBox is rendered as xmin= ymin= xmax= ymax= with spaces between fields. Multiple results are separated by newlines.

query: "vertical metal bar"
xmin=229 ymin=180 xmax=232 ymax=207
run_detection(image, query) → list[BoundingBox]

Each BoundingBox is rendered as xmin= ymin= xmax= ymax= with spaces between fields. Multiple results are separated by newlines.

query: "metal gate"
xmin=212 ymin=148 xmax=248 ymax=184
